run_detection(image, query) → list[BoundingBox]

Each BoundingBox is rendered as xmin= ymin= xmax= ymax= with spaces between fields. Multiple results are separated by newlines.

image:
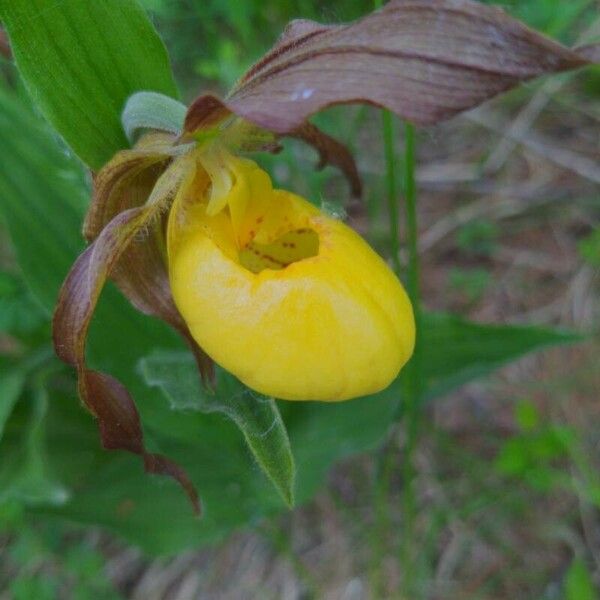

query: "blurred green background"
xmin=1 ymin=0 xmax=599 ymax=598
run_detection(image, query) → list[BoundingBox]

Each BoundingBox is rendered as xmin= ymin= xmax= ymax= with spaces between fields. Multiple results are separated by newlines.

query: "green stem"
xmin=370 ymin=107 xmax=400 ymax=600
xmin=370 ymin=5 xmax=425 ymax=598
xmin=400 ymin=122 xmax=422 ymax=596
xmin=381 ymin=110 xmax=402 ymax=275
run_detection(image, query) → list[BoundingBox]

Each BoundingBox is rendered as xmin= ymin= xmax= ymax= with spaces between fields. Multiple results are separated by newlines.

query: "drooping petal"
xmin=84 ymin=131 xmax=176 ymax=239
xmin=53 ymin=157 xmax=201 ymax=514
xmin=86 ymin=134 xmax=214 ymax=381
xmin=287 ymin=122 xmax=362 ymax=198
xmin=187 ymin=0 xmax=597 ymax=135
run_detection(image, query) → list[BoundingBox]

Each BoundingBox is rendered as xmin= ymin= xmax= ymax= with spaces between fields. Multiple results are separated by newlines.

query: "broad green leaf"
xmin=0 ymin=379 xmax=68 ymax=505
xmin=1 ymin=0 xmax=178 ymax=169
xmin=421 ymin=312 xmax=580 ymax=400
xmin=565 ymin=558 xmax=598 ymax=600
xmin=0 ymin=347 xmax=54 ymax=443
xmin=0 ymin=271 xmax=46 ymax=337
xmin=140 ymin=354 xmax=295 ymax=506
xmin=0 ymin=86 xmax=88 ymax=311
xmin=0 ymin=368 xmax=26 ymax=442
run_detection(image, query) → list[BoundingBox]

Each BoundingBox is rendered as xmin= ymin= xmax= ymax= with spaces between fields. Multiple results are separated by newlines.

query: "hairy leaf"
xmin=140 ymin=354 xmax=295 ymax=507
xmin=1 ymin=0 xmax=178 ymax=168
xmin=122 ymin=92 xmax=187 ymax=143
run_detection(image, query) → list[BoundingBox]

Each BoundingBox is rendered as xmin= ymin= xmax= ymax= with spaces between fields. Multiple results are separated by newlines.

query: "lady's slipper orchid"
xmin=51 ymin=0 xmax=598 ymax=510
xmin=167 ymin=151 xmax=414 ymax=401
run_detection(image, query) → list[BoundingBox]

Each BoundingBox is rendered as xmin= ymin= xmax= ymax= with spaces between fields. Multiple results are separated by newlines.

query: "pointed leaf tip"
xmin=140 ymin=353 xmax=296 ymax=508
xmin=223 ymin=0 xmax=597 ymax=132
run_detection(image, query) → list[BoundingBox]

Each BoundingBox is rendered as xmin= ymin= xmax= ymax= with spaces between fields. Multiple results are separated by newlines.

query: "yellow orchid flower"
xmin=167 ymin=149 xmax=414 ymax=401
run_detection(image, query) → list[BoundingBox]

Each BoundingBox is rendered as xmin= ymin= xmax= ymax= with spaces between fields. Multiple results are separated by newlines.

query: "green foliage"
xmin=448 ymin=267 xmax=491 ymax=304
xmin=514 ymin=398 xmax=540 ymax=431
xmin=1 ymin=0 xmax=178 ymax=168
xmin=0 ymin=85 xmax=88 ymax=309
xmin=421 ymin=314 xmax=579 ymax=401
xmin=139 ymin=0 xmax=373 ymax=91
xmin=0 ymin=365 xmax=25 ymax=442
xmin=480 ymin=0 xmax=595 ymax=41
xmin=1 ymin=505 xmax=123 ymax=600
xmin=140 ymin=355 xmax=296 ymax=507
xmin=0 ymin=271 xmax=46 ymax=337
xmin=0 ymin=375 xmax=68 ymax=505
xmin=565 ymin=558 xmax=598 ymax=600
xmin=578 ymin=228 xmax=600 ymax=268
xmin=494 ymin=399 xmax=600 ymax=497
xmin=455 ymin=219 xmax=498 ymax=257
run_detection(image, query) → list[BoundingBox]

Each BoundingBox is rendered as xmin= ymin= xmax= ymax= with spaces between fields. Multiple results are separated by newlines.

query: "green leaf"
xmin=0 ymin=378 xmax=68 ymax=505
xmin=0 ymin=271 xmax=46 ymax=337
xmin=1 ymin=0 xmax=178 ymax=169
xmin=122 ymin=91 xmax=187 ymax=142
xmin=0 ymin=367 xmax=26 ymax=443
xmin=0 ymin=86 xmax=88 ymax=311
xmin=578 ymin=227 xmax=600 ymax=267
xmin=565 ymin=558 xmax=598 ymax=600
xmin=515 ymin=399 xmax=540 ymax=431
xmin=421 ymin=313 xmax=580 ymax=400
xmin=140 ymin=354 xmax=295 ymax=507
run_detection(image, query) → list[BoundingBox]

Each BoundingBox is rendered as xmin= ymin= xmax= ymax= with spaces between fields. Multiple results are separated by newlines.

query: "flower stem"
xmin=400 ymin=121 xmax=423 ymax=595
xmin=381 ymin=110 xmax=402 ymax=275
xmin=370 ymin=106 xmax=401 ymax=599
xmin=370 ymin=4 xmax=423 ymax=598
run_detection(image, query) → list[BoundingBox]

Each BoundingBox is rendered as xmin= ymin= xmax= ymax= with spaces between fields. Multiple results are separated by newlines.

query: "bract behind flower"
xmin=168 ymin=153 xmax=415 ymax=401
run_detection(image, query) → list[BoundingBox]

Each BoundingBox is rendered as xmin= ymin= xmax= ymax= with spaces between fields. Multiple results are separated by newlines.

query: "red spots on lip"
xmin=239 ymin=228 xmax=319 ymax=273
xmin=260 ymin=253 xmax=287 ymax=267
xmin=256 ymin=216 xmax=264 ymax=224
